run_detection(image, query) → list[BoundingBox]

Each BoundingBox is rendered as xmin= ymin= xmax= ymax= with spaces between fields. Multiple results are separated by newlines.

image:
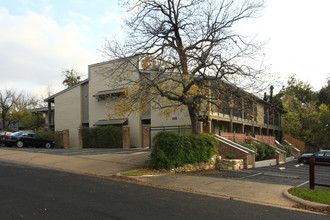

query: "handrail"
xmin=214 ymin=134 xmax=255 ymax=154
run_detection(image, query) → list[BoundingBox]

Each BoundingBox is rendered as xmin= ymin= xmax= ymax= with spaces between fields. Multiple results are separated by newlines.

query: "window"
xmin=315 ymin=152 xmax=324 ymax=157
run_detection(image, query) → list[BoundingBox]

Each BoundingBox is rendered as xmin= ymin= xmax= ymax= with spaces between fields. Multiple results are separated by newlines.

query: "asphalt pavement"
xmin=2 ymin=161 xmax=328 ymax=220
xmin=0 ymin=147 xmax=329 ymax=213
xmin=187 ymin=161 xmax=330 ymax=189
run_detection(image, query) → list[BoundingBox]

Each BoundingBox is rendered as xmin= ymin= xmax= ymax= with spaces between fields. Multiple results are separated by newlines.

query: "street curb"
xmin=116 ymin=172 xmax=165 ymax=179
xmin=282 ymin=190 xmax=330 ymax=211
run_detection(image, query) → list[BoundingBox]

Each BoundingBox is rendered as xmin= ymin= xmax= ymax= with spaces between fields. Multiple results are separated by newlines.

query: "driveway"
xmin=0 ymin=146 xmax=149 ymax=156
xmin=0 ymin=147 xmax=151 ymax=176
xmin=188 ymin=161 xmax=330 ymax=189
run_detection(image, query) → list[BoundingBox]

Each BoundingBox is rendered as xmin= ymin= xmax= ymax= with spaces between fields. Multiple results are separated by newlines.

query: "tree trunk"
xmin=188 ymin=105 xmax=199 ymax=134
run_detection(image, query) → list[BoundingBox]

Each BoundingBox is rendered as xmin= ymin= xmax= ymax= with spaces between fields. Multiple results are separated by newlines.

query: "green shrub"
xmin=225 ymin=153 xmax=235 ymax=159
xmin=277 ymin=145 xmax=292 ymax=156
xmin=241 ymin=138 xmax=276 ymax=161
xmin=36 ymin=128 xmax=54 ymax=141
xmin=149 ymin=132 xmax=218 ymax=170
xmin=81 ymin=126 xmax=123 ymax=148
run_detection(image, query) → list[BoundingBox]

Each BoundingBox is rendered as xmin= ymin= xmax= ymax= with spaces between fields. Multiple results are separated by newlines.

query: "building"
xmin=45 ymin=57 xmax=283 ymax=148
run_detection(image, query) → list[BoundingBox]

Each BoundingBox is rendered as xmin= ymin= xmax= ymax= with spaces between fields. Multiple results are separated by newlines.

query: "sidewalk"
xmin=0 ymin=148 xmax=317 ymax=211
xmin=0 ymin=148 xmax=150 ymax=176
xmin=134 ymin=174 xmax=296 ymax=208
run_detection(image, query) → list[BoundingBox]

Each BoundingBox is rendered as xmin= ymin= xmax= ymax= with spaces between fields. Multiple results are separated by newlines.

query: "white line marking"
xmin=296 ymin=181 xmax=309 ymax=187
xmin=241 ymin=172 xmax=263 ymax=179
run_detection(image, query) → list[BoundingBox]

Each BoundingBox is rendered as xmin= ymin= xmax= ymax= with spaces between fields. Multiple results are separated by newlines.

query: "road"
xmin=0 ymin=161 xmax=328 ymax=220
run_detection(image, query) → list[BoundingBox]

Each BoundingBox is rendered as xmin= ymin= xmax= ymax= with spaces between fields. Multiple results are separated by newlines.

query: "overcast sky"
xmin=0 ymin=0 xmax=329 ymax=100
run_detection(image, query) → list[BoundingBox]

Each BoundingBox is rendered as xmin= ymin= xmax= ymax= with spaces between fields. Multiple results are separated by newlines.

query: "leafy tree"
xmin=21 ymin=111 xmax=45 ymax=130
xmin=102 ymin=0 xmax=272 ymax=134
xmin=282 ymin=94 xmax=318 ymax=139
xmin=62 ymin=69 xmax=82 ymax=88
xmin=278 ymin=75 xmax=315 ymax=104
xmin=317 ymin=78 xmax=330 ymax=105
xmin=305 ymin=104 xmax=330 ymax=149
xmin=279 ymin=76 xmax=330 ymax=149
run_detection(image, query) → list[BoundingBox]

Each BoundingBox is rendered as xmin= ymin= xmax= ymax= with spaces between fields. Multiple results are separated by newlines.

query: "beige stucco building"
xmin=45 ymin=57 xmax=283 ymax=148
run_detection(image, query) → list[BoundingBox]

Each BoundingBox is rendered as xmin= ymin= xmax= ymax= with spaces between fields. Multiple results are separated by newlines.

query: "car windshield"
xmin=12 ymin=132 xmax=23 ymax=136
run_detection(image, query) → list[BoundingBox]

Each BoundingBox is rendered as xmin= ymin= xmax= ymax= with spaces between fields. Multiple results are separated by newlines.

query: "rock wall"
xmin=216 ymin=159 xmax=244 ymax=170
xmin=171 ymin=155 xmax=244 ymax=172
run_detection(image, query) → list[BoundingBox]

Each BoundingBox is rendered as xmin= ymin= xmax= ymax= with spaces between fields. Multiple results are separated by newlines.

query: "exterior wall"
xmin=88 ymin=58 xmax=143 ymax=147
xmin=151 ymin=106 xmax=190 ymax=127
xmin=54 ymin=86 xmax=81 ymax=148
xmin=256 ymin=102 xmax=265 ymax=124
xmin=150 ymin=106 xmax=191 ymax=141
xmin=81 ymin=83 xmax=89 ymax=123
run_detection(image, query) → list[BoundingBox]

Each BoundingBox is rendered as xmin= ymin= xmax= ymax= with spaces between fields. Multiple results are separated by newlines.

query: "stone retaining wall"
xmin=171 ymin=155 xmax=244 ymax=172
xmin=216 ymin=159 xmax=244 ymax=170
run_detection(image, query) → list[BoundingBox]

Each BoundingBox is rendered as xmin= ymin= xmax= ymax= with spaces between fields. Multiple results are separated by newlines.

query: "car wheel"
xmin=302 ymin=158 xmax=309 ymax=164
xmin=16 ymin=141 xmax=24 ymax=148
xmin=45 ymin=142 xmax=52 ymax=149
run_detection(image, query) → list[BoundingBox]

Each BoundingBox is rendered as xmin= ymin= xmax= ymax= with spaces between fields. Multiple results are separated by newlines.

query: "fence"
xmin=150 ymin=125 xmax=192 ymax=135
xmin=309 ymin=158 xmax=330 ymax=189
xmin=284 ymin=134 xmax=305 ymax=152
xmin=220 ymin=132 xmax=276 ymax=146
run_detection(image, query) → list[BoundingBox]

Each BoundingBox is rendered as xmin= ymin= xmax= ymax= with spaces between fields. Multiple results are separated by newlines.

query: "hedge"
xmin=241 ymin=138 xmax=276 ymax=161
xmin=81 ymin=126 xmax=122 ymax=148
xmin=36 ymin=128 xmax=54 ymax=141
xmin=149 ymin=131 xmax=218 ymax=169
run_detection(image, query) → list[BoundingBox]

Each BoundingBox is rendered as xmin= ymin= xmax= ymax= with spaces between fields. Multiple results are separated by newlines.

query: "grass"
xmin=289 ymin=187 xmax=330 ymax=205
xmin=121 ymin=169 xmax=160 ymax=176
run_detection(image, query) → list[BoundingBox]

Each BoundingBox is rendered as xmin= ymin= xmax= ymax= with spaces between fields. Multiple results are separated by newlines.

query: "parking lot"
xmin=188 ymin=161 xmax=330 ymax=189
xmin=1 ymin=146 xmax=330 ymax=190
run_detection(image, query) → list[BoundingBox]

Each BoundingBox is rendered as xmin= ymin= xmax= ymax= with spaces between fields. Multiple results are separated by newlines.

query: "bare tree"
xmin=102 ymin=0 xmax=272 ymax=134
xmin=0 ymin=90 xmax=21 ymax=130
xmin=0 ymin=90 xmax=40 ymax=130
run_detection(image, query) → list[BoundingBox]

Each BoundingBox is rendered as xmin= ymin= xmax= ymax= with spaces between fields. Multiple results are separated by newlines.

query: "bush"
xmin=277 ymin=145 xmax=292 ymax=156
xmin=81 ymin=126 xmax=123 ymax=148
xmin=225 ymin=153 xmax=235 ymax=159
xmin=149 ymin=132 xmax=218 ymax=169
xmin=241 ymin=138 xmax=276 ymax=161
xmin=36 ymin=128 xmax=54 ymax=141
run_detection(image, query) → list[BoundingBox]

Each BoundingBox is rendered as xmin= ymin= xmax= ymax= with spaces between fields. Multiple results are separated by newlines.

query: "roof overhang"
xmin=93 ymin=118 xmax=128 ymax=126
xmin=93 ymin=88 xmax=126 ymax=101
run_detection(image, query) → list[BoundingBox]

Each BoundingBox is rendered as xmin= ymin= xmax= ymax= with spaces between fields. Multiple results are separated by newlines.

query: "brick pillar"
xmin=143 ymin=125 xmax=151 ymax=148
xmin=122 ymin=126 xmax=130 ymax=149
xmin=63 ymin=130 xmax=70 ymax=149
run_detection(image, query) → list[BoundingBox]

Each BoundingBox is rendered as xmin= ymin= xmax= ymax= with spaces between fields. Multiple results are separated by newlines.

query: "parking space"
xmin=188 ymin=161 xmax=330 ymax=189
xmin=0 ymin=146 xmax=151 ymax=156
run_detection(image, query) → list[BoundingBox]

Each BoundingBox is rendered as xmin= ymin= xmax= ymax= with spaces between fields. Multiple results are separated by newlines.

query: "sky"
xmin=0 ymin=0 xmax=329 ymax=100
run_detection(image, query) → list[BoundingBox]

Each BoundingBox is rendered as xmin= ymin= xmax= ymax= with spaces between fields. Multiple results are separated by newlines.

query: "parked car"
xmin=298 ymin=150 xmax=330 ymax=164
xmin=0 ymin=131 xmax=13 ymax=146
xmin=1 ymin=131 xmax=54 ymax=148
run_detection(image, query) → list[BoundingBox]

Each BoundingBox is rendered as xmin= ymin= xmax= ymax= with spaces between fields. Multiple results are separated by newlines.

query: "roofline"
xmin=44 ymin=55 xmax=140 ymax=103
xmin=88 ymin=55 xmax=140 ymax=68
xmin=44 ymin=79 xmax=89 ymax=102
xmin=139 ymin=70 xmax=284 ymax=112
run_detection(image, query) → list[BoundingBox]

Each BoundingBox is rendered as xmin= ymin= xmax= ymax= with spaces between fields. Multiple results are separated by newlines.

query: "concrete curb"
xmin=283 ymin=189 xmax=330 ymax=211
